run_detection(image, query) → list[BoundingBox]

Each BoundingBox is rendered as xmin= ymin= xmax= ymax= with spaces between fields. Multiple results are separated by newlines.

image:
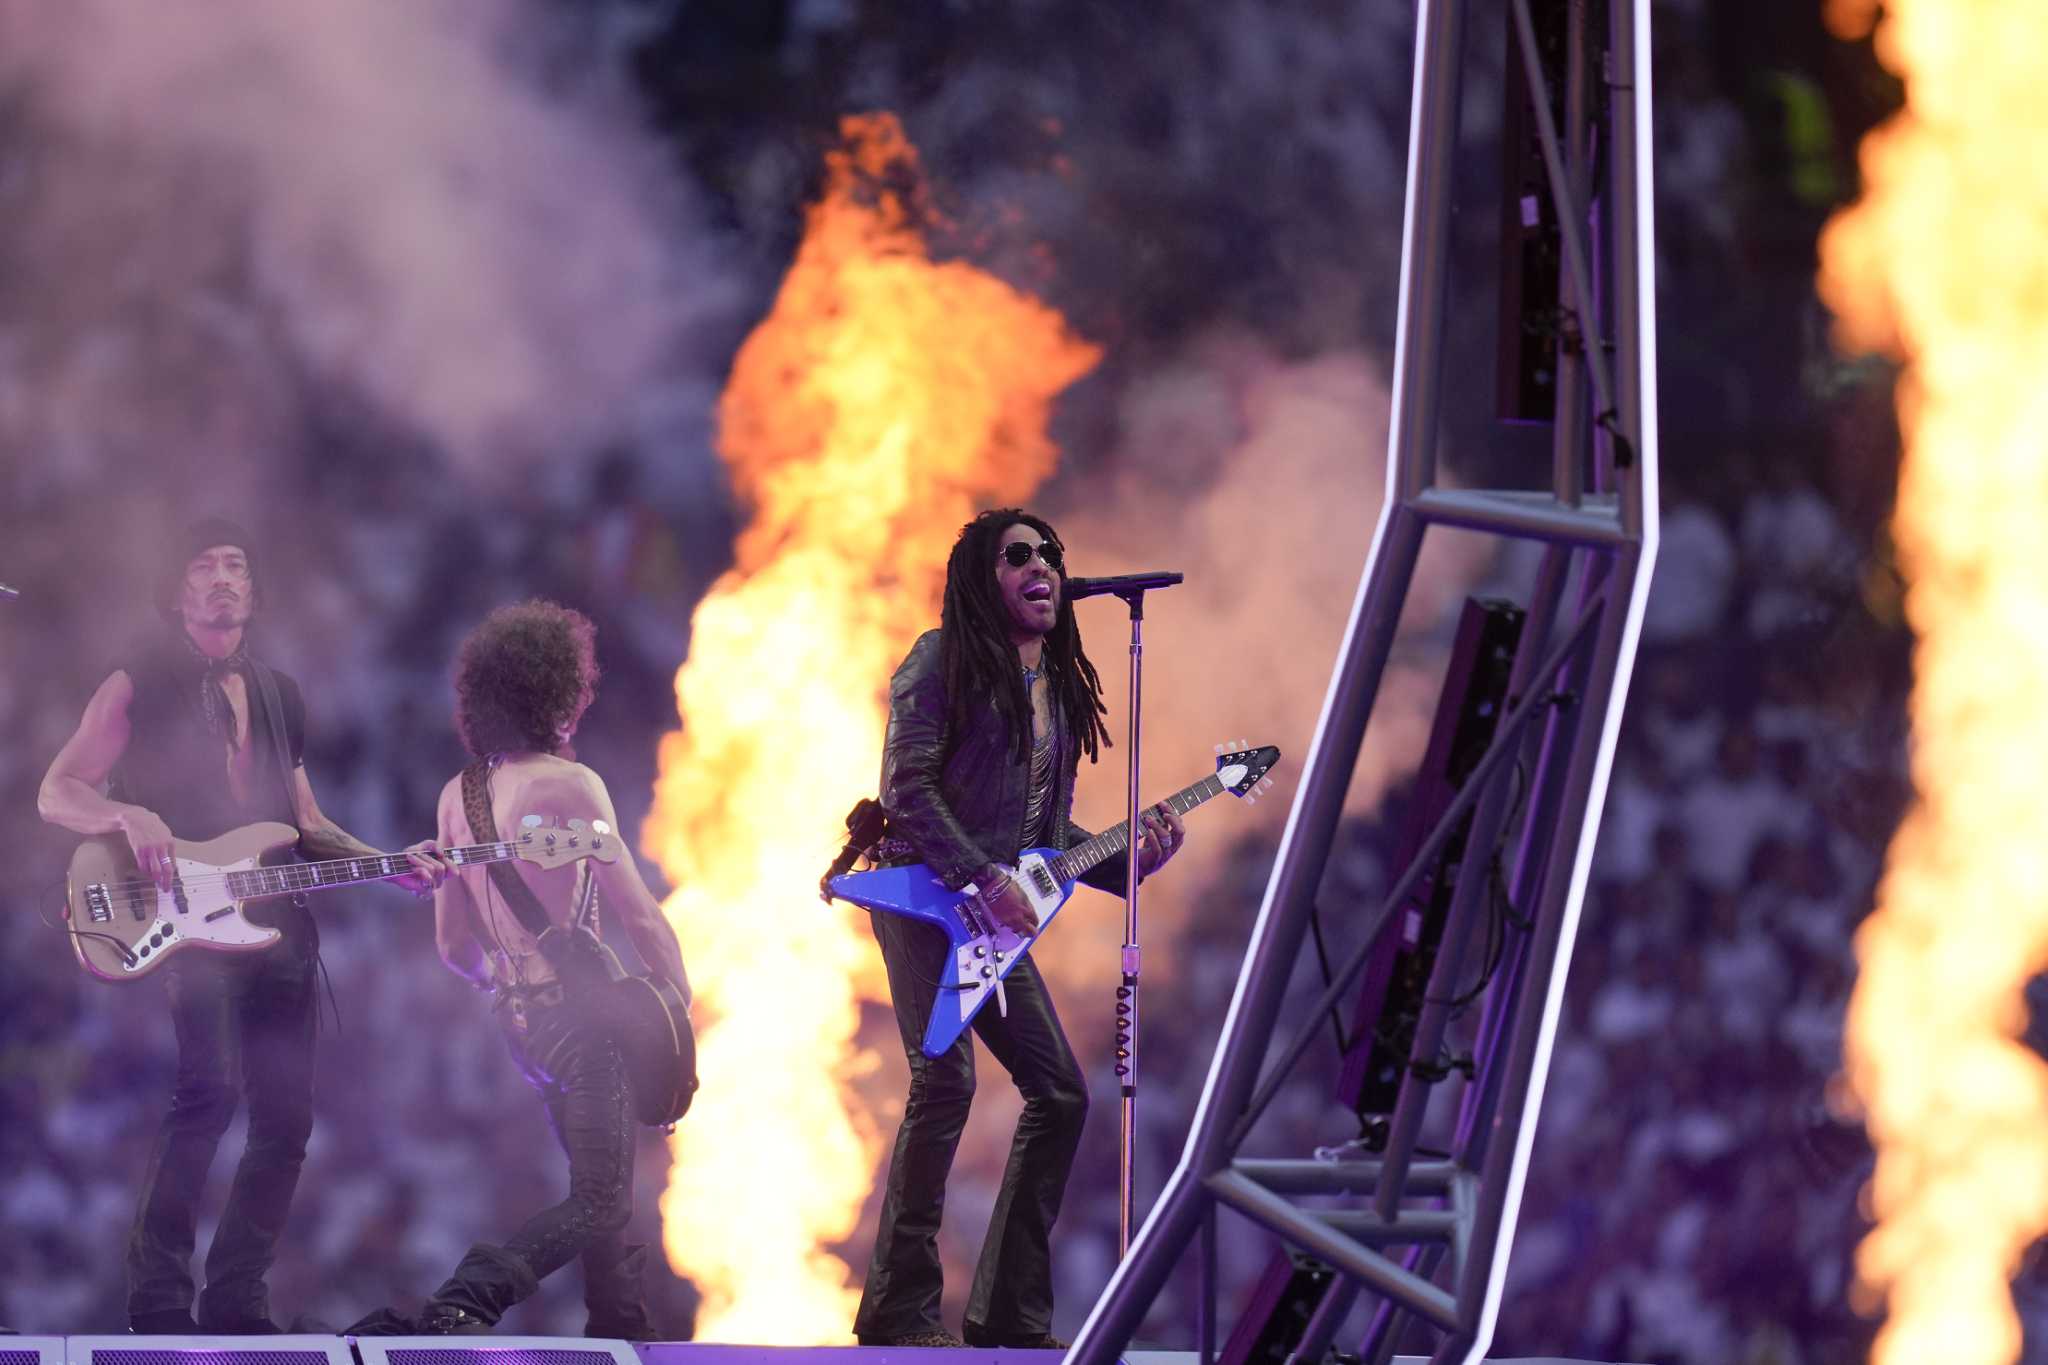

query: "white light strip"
xmin=1459 ymin=0 xmax=1662 ymax=1358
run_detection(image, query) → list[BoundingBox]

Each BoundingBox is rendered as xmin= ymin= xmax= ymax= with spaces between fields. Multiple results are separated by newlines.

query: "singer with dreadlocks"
xmin=853 ymin=509 xmax=1187 ymax=1350
xmin=38 ymin=517 xmax=451 ymax=1334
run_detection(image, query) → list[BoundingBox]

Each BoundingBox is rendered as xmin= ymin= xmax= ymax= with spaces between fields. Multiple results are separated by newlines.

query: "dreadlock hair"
xmin=454 ymin=600 xmax=601 ymax=758
xmin=938 ymin=508 xmax=1110 ymax=764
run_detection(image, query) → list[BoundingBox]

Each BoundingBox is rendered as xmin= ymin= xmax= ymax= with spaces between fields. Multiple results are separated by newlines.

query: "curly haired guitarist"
xmin=362 ymin=599 xmax=690 ymax=1337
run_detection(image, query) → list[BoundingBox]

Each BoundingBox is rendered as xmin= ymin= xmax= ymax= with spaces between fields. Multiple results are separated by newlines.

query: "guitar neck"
xmin=1049 ymin=775 xmax=1228 ymax=883
xmin=223 ymin=842 xmax=517 ymax=901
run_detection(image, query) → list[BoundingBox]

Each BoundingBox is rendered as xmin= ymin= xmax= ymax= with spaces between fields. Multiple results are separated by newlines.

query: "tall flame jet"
xmin=1821 ymin=1 xmax=2048 ymax=1361
xmin=643 ymin=113 xmax=1100 ymax=1342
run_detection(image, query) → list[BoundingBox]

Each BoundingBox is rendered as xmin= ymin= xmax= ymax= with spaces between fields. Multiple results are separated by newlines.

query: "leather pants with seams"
xmin=854 ymin=910 xmax=1089 ymax=1345
xmin=422 ymin=992 xmax=651 ymax=1337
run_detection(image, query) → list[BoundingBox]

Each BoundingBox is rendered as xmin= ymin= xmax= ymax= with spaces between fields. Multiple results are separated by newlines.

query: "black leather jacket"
xmin=881 ymin=630 xmax=1123 ymax=896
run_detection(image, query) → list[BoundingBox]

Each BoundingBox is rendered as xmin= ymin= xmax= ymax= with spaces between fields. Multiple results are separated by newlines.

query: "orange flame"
xmin=1820 ymin=2 xmax=2048 ymax=1362
xmin=642 ymin=112 xmax=1100 ymax=1343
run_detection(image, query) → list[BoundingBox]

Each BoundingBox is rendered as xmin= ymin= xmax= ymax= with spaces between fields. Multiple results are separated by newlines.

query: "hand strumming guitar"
xmin=978 ymin=864 xmax=1041 ymax=936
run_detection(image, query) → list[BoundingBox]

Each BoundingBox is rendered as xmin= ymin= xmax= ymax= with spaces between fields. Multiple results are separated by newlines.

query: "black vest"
xmin=109 ymin=642 xmax=305 ymax=843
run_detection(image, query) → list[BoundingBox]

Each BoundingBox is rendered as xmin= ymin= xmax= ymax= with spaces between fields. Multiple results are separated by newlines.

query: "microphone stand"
xmin=1069 ymin=569 xmax=1181 ymax=1258
xmin=1106 ymin=582 xmax=1164 ymax=1258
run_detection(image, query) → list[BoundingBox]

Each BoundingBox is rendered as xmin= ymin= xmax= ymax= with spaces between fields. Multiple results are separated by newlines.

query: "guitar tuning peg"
xmin=1237 ymin=737 xmax=1248 ymax=749
xmin=1245 ymin=795 xmax=1258 ymax=806
xmin=521 ymin=814 xmax=544 ymax=828
xmin=1215 ymin=743 xmax=1227 ymax=755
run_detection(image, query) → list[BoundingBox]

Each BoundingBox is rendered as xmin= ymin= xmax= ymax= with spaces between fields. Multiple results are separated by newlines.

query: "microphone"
xmin=0 ymin=581 xmax=18 ymax=601
xmin=1064 ymin=571 xmax=1184 ymax=601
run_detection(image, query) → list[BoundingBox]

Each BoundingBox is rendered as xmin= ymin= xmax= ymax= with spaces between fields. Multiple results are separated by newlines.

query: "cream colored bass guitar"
xmin=65 ymin=816 xmax=619 ymax=982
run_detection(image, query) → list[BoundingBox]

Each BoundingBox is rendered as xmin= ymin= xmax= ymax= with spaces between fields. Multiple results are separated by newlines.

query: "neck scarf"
xmin=181 ymin=631 xmax=250 ymax=751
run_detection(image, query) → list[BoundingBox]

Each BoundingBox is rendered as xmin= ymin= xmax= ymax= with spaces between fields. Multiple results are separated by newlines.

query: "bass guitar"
xmin=65 ymin=817 xmax=621 ymax=982
xmin=829 ymin=742 xmax=1282 ymax=1057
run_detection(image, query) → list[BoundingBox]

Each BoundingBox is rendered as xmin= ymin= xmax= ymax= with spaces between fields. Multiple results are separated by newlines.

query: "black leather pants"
xmin=855 ymin=911 xmax=1089 ymax=1344
xmin=422 ymin=996 xmax=647 ymax=1335
xmin=127 ymin=903 xmax=318 ymax=1327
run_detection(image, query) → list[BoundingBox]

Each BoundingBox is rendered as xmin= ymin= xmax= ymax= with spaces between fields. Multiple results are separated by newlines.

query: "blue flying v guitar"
xmin=829 ymin=742 xmax=1282 ymax=1057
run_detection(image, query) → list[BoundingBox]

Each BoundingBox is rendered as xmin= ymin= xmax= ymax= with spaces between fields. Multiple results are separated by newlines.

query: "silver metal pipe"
xmin=1227 ymin=593 xmax=1605 ymax=1148
xmin=1453 ymin=543 xmax=1575 ymax=1165
xmin=1119 ymin=606 xmax=1145 ymax=1257
xmin=1409 ymin=488 xmax=1624 ymax=545
xmin=1205 ymin=1171 xmax=1463 ymax=1331
xmin=1373 ymin=546 xmax=1575 ymax=1215
xmin=1609 ymin=0 xmax=1660 ymax=541
xmin=1360 ymin=1244 xmax=1445 ymax=1365
xmin=1321 ymin=1209 xmax=1463 ymax=1242
xmin=1231 ymin=1157 xmax=1462 ymax=1196
xmin=1198 ymin=1203 xmax=1217 ymax=1365
xmin=1451 ymin=546 xmax=1636 ymax=1324
xmin=1389 ymin=0 xmax=1470 ymax=500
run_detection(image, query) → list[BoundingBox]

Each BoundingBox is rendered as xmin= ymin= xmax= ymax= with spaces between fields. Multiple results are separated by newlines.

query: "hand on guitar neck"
xmin=298 ymin=820 xmax=452 ymax=898
xmin=977 ymin=802 xmax=1186 ymax=935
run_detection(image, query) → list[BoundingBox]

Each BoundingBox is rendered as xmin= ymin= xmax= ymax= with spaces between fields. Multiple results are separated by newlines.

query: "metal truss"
xmin=1067 ymin=0 xmax=1659 ymax=1361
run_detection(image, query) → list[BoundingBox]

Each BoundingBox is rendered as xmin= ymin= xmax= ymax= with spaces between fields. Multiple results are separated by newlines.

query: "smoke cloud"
xmin=0 ymin=0 xmax=733 ymax=508
xmin=1036 ymin=328 xmax=1499 ymax=1002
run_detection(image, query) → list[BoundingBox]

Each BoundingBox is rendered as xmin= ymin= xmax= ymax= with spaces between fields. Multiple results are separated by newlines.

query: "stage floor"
xmin=4 ymin=1336 xmax=1636 ymax=1365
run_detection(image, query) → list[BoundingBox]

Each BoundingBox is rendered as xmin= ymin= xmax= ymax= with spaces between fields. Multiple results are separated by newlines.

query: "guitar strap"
xmin=459 ymin=762 xmax=694 ymax=1127
xmin=459 ymin=759 xmax=559 ymax=943
xmin=251 ymin=655 xmax=341 ymax=1035
xmin=249 ymin=658 xmax=301 ymax=833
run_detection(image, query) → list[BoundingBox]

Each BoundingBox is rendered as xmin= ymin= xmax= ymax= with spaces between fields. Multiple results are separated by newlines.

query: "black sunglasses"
xmin=1000 ymin=540 xmax=1064 ymax=573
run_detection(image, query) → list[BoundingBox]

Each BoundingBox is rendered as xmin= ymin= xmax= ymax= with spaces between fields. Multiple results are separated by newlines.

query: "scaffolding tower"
xmin=1067 ymin=0 xmax=1659 ymax=1360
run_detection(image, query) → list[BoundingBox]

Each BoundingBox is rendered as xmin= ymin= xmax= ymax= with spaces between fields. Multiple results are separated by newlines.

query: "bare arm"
xmin=540 ymin=767 xmax=690 ymax=1004
xmin=292 ymin=767 xmax=449 ymax=894
xmin=38 ymin=671 xmax=180 ymax=887
xmin=291 ymin=766 xmax=384 ymax=861
xmin=40 ymin=671 xmax=142 ymax=833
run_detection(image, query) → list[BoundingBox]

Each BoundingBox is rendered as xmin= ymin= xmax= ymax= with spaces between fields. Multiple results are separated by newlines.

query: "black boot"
xmin=583 ymin=1244 xmax=655 ymax=1341
xmin=130 ymin=1308 xmax=201 ymax=1335
xmin=420 ymin=1243 xmax=540 ymax=1334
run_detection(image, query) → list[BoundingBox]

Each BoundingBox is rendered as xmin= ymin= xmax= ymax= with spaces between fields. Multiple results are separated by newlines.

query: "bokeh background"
xmin=0 ymin=1 xmax=1920 ymax=1362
